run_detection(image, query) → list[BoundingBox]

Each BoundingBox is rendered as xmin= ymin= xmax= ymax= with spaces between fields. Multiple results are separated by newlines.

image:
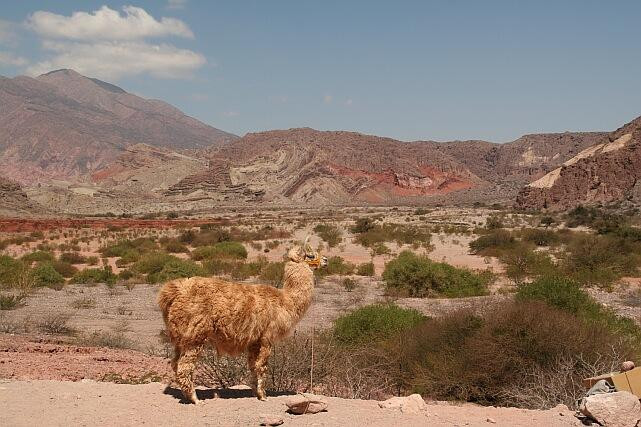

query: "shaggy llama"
xmin=158 ymin=238 xmax=327 ymax=403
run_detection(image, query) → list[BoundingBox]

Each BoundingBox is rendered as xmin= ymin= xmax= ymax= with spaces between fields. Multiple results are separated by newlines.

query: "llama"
xmin=157 ymin=238 xmax=327 ymax=403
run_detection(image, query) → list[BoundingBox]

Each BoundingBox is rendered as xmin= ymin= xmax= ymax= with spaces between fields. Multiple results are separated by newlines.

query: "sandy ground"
xmin=0 ymin=379 xmax=581 ymax=427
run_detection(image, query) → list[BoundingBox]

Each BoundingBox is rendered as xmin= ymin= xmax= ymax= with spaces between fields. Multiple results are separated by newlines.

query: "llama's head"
xmin=288 ymin=236 xmax=328 ymax=269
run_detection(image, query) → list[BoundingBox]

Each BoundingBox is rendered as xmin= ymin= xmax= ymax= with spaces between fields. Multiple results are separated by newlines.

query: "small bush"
xmin=0 ymin=255 xmax=29 ymax=288
xmin=383 ymin=251 xmax=490 ymax=297
xmin=32 ymin=262 xmax=65 ymax=289
xmin=163 ymin=239 xmax=189 ymax=253
xmin=342 ymin=277 xmax=358 ymax=292
xmin=70 ymin=296 xmax=97 ymax=309
xmin=351 ymin=217 xmax=375 ymax=234
xmin=469 ymin=229 xmax=517 ymax=257
xmin=316 ymin=256 xmax=355 ymax=277
xmin=334 ymin=304 xmax=425 ymax=346
xmin=0 ymin=293 xmax=25 ymax=310
xmin=21 ymin=251 xmax=54 ymax=264
xmin=356 ymin=262 xmax=375 ymax=276
xmin=37 ymin=312 xmax=74 ymax=335
xmin=520 ymin=228 xmax=560 ymax=247
xmin=59 ymin=252 xmax=87 ymax=264
xmin=80 ymin=330 xmax=133 ymax=349
xmin=500 ymin=246 xmax=556 ymax=284
xmin=314 ymin=223 xmax=343 ymax=248
xmin=51 ymin=260 xmax=78 ymax=278
xmin=191 ymin=242 xmax=247 ymax=260
xmin=71 ymin=267 xmax=117 ymax=285
xmin=146 ymin=259 xmax=205 ymax=284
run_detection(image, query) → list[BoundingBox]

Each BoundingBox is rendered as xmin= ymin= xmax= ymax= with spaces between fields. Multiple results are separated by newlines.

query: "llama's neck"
xmin=281 ymin=261 xmax=315 ymax=322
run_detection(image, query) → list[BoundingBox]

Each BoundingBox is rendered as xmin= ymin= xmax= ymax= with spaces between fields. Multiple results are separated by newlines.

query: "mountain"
xmin=164 ymin=128 xmax=605 ymax=205
xmin=516 ymin=116 xmax=641 ymax=210
xmin=0 ymin=69 xmax=236 ymax=185
xmin=0 ymin=176 xmax=44 ymax=215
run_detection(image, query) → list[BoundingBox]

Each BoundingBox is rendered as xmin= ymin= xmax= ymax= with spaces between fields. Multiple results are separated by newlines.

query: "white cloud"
xmin=167 ymin=0 xmax=188 ymax=10
xmin=26 ymin=40 xmax=205 ymax=80
xmin=323 ymin=94 xmax=333 ymax=104
xmin=26 ymin=6 xmax=194 ymax=41
xmin=0 ymin=51 xmax=28 ymax=66
xmin=23 ymin=6 xmax=206 ymax=80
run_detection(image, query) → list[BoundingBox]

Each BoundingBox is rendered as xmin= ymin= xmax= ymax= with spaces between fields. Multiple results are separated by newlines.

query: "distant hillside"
xmin=0 ymin=69 xmax=236 ymax=185
xmin=165 ymin=128 xmax=605 ymax=205
xmin=0 ymin=176 xmax=44 ymax=215
xmin=516 ymin=115 xmax=641 ymax=210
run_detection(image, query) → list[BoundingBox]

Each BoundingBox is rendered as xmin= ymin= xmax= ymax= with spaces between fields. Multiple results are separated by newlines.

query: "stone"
xmin=579 ymin=391 xmax=641 ymax=427
xmin=285 ymin=395 xmax=328 ymax=415
xmin=378 ymin=394 xmax=428 ymax=415
xmin=486 ymin=417 xmax=496 ymax=424
xmin=258 ymin=414 xmax=284 ymax=426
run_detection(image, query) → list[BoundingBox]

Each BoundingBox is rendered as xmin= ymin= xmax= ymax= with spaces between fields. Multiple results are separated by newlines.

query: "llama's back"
xmin=158 ymin=276 xmax=288 ymax=352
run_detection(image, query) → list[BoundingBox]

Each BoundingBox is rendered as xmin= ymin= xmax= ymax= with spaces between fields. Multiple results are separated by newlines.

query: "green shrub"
xmin=191 ymin=242 xmax=247 ymax=260
xmin=383 ymin=250 xmax=490 ymax=297
xmin=146 ymin=259 xmax=204 ymax=284
xmin=316 ymin=256 xmax=354 ymax=277
xmin=71 ymin=267 xmax=117 ymax=285
xmin=0 ymin=256 xmax=28 ymax=288
xmin=0 ymin=293 xmax=25 ymax=310
xmin=32 ymin=262 xmax=65 ymax=289
xmin=131 ymin=252 xmax=177 ymax=276
xmin=99 ymin=238 xmax=157 ymax=257
xmin=354 ymin=224 xmax=431 ymax=248
xmin=350 ymin=217 xmax=376 ymax=234
xmin=500 ymin=245 xmax=556 ymax=284
xmin=468 ymin=229 xmax=517 ymax=257
xmin=517 ymin=275 xmax=640 ymax=340
xmin=59 ymin=252 xmax=87 ymax=264
xmin=342 ymin=277 xmax=358 ymax=292
xmin=314 ymin=223 xmax=342 ymax=248
xmin=334 ymin=304 xmax=425 ymax=345
xmin=398 ymin=300 xmax=636 ymax=408
xmin=561 ymin=233 xmax=640 ymax=287
xmin=520 ymin=228 xmax=560 ymax=246
xmin=163 ymin=239 xmax=189 ymax=254
xmin=21 ymin=251 xmax=54 ymax=264
xmin=51 ymin=260 xmax=78 ymax=278
xmin=356 ymin=262 xmax=375 ymax=276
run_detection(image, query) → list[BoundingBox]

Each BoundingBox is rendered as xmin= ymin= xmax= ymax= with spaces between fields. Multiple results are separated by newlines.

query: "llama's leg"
xmin=171 ymin=344 xmax=181 ymax=375
xmin=176 ymin=345 xmax=203 ymax=404
xmin=248 ymin=342 xmax=271 ymax=401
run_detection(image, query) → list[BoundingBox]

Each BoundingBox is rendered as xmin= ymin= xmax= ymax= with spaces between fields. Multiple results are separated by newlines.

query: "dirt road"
xmin=0 ymin=379 xmax=580 ymax=427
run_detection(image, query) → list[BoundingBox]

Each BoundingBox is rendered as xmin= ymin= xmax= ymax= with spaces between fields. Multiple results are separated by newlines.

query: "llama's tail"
xmin=157 ymin=280 xmax=181 ymax=322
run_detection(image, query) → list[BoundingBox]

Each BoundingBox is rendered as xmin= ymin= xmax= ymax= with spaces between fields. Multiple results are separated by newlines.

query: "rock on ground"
xmin=285 ymin=395 xmax=328 ymax=414
xmin=378 ymin=394 xmax=428 ymax=414
xmin=579 ymin=391 xmax=641 ymax=427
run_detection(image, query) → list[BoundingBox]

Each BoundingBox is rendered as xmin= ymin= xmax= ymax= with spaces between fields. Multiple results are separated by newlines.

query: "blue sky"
xmin=1 ymin=1 xmax=640 ymax=142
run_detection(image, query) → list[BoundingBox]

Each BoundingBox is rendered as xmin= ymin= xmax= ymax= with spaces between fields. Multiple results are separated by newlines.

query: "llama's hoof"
xmin=257 ymin=396 xmax=267 ymax=401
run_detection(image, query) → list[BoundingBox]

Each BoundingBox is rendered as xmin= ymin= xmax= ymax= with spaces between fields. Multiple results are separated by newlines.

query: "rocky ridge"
xmin=516 ymin=115 xmax=641 ymax=210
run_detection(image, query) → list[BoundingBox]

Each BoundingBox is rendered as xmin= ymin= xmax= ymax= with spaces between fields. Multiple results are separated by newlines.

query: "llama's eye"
xmin=306 ymin=254 xmax=314 ymax=259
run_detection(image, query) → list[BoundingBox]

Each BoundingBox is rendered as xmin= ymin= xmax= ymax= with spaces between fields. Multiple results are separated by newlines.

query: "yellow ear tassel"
xmin=305 ymin=254 xmax=321 ymax=268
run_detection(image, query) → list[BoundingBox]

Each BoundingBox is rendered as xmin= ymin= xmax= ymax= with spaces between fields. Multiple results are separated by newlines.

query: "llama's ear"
xmin=303 ymin=235 xmax=312 ymax=253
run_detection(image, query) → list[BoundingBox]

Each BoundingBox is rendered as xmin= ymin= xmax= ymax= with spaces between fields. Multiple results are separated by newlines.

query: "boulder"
xmin=579 ymin=391 xmax=641 ymax=427
xmin=378 ymin=394 xmax=428 ymax=414
xmin=258 ymin=414 xmax=284 ymax=426
xmin=285 ymin=395 xmax=328 ymax=415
